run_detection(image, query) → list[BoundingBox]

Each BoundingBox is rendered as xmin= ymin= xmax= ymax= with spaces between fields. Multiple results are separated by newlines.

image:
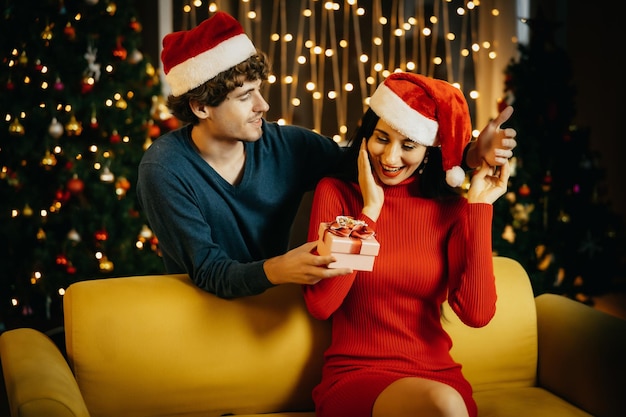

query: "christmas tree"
xmin=0 ymin=0 xmax=177 ymax=331
xmin=492 ymin=12 xmax=623 ymax=300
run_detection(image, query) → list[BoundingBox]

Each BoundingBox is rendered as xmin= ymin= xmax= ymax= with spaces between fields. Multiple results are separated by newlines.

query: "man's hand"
xmin=263 ymin=241 xmax=353 ymax=285
xmin=466 ymin=106 xmax=517 ymax=168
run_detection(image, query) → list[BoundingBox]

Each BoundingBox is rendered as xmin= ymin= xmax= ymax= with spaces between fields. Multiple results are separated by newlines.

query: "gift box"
xmin=317 ymin=216 xmax=380 ymax=271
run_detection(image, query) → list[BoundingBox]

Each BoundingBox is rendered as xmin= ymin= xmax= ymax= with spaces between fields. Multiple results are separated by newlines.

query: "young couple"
xmin=138 ymin=11 xmax=515 ymax=417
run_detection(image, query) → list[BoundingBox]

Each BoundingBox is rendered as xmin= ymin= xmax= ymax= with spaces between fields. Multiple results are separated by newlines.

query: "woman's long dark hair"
xmin=334 ymin=108 xmax=461 ymax=199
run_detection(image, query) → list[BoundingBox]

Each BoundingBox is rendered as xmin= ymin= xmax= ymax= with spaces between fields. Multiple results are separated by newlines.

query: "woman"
xmin=303 ymin=72 xmax=511 ymax=417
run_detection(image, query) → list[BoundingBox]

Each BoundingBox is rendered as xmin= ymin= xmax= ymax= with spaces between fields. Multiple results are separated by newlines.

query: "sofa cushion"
xmin=474 ymin=387 xmax=592 ymax=417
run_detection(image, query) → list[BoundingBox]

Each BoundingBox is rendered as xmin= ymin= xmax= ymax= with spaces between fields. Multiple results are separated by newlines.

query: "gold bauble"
xmin=41 ymin=150 xmax=57 ymax=169
xmin=65 ymin=115 xmax=83 ymax=136
xmin=9 ymin=118 xmax=25 ymax=136
xmin=99 ymin=256 xmax=114 ymax=272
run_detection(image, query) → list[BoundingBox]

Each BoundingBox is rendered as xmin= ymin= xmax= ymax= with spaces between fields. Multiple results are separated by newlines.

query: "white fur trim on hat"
xmin=165 ymin=34 xmax=256 ymax=97
xmin=369 ymin=82 xmax=438 ymax=146
xmin=446 ymin=166 xmax=466 ymax=188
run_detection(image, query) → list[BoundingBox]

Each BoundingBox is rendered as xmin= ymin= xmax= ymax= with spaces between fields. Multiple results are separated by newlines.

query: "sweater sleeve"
xmin=446 ymin=202 xmax=497 ymax=327
xmin=302 ymin=178 xmax=361 ymax=320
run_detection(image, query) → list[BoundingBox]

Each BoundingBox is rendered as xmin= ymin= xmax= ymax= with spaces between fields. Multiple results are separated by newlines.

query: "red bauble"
xmin=129 ymin=18 xmax=142 ymax=32
xmin=518 ymin=184 xmax=531 ymax=197
xmin=67 ymin=175 xmax=84 ymax=194
xmin=113 ymin=37 xmax=127 ymax=60
xmin=64 ymin=23 xmax=76 ymax=40
xmin=94 ymin=229 xmax=109 ymax=241
xmin=161 ymin=116 xmax=181 ymax=131
xmin=110 ymin=130 xmax=121 ymax=143
xmin=55 ymin=254 xmax=68 ymax=266
xmin=148 ymin=123 xmax=160 ymax=138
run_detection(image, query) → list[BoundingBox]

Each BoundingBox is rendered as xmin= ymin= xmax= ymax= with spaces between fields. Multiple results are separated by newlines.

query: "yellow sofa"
xmin=1 ymin=257 xmax=625 ymax=417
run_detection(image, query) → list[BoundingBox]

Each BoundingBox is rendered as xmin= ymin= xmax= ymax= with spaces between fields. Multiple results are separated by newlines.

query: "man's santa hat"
xmin=368 ymin=72 xmax=472 ymax=187
xmin=161 ymin=11 xmax=257 ymax=97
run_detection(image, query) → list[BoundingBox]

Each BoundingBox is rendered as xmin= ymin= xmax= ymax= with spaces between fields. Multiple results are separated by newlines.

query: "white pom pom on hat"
xmin=368 ymin=72 xmax=472 ymax=187
xmin=161 ymin=11 xmax=257 ymax=97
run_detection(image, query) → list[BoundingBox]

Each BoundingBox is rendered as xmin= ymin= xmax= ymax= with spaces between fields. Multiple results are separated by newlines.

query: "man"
xmin=137 ymin=11 xmax=516 ymax=299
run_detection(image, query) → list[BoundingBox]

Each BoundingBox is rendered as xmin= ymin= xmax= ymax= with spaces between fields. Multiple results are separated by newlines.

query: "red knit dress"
xmin=303 ymin=175 xmax=497 ymax=417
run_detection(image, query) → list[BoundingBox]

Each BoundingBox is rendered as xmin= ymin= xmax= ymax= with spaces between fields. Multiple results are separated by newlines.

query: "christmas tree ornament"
xmin=100 ymin=166 xmax=115 ymax=183
xmin=63 ymin=22 xmax=76 ymax=40
xmin=128 ymin=49 xmax=143 ymax=64
xmin=84 ymin=45 xmax=101 ymax=81
xmin=138 ymin=224 xmax=153 ymax=240
xmin=151 ymin=95 xmax=169 ymax=120
xmin=18 ymin=50 xmax=28 ymax=66
xmin=81 ymin=75 xmax=95 ymax=94
xmin=6 ymin=78 xmax=15 ymax=91
xmin=22 ymin=204 xmax=33 ymax=217
xmin=40 ymin=150 xmax=57 ymax=169
xmin=66 ymin=174 xmax=84 ymax=194
xmin=85 ymin=0 xmax=99 ymax=5
xmin=501 ymin=224 xmax=516 ymax=244
xmin=36 ymin=228 xmax=47 ymax=241
xmin=9 ymin=118 xmax=25 ymax=136
xmin=67 ymin=228 xmax=81 ymax=243
xmin=65 ymin=114 xmax=83 ymax=136
xmin=112 ymin=37 xmax=127 ymax=60
xmin=518 ymin=183 xmax=531 ymax=197
xmin=48 ymin=117 xmax=64 ymax=138
xmin=94 ymin=228 xmax=109 ymax=241
xmin=109 ymin=130 xmax=121 ymax=143
xmin=115 ymin=176 xmax=131 ymax=197
xmin=129 ymin=17 xmax=142 ymax=32
xmin=115 ymin=97 xmax=128 ymax=109
xmin=99 ymin=255 xmax=114 ymax=272
xmin=55 ymin=188 xmax=71 ymax=204
xmin=54 ymin=77 xmax=64 ymax=91
xmin=41 ymin=24 xmax=53 ymax=41
xmin=147 ymin=120 xmax=160 ymax=138
xmin=55 ymin=254 xmax=68 ymax=266
xmin=89 ymin=111 xmax=99 ymax=129
xmin=106 ymin=2 xmax=117 ymax=15
xmin=34 ymin=59 xmax=44 ymax=72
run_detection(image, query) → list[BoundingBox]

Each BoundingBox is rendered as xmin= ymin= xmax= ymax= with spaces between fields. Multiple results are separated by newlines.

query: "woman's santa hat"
xmin=369 ymin=72 xmax=472 ymax=187
xmin=161 ymin=11 xmax=257 ymax=97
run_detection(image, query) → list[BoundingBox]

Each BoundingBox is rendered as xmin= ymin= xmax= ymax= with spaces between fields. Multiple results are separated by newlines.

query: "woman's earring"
xmin=418 ymin=153 xmax=429 ymax=174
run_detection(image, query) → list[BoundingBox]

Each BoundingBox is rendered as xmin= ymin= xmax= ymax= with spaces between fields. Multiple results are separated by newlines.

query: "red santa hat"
xmin=368 ymin=72 xmax=472 ymax=187
xmin=161 ymin=11 xmax=257 ymax=97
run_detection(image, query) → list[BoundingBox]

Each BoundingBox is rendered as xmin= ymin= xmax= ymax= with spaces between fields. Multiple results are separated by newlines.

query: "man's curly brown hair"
xmin=167 ymin=51 xmax=270 ymax=125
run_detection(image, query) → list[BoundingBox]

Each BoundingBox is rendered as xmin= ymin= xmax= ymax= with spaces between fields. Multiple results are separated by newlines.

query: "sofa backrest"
xmin=63 ymin=257 xmax=537 ymax=417
xmin=443 ymin=256 xmax=538 ymax=392
xmin=64 ymin=276 xmax=331 ymax=417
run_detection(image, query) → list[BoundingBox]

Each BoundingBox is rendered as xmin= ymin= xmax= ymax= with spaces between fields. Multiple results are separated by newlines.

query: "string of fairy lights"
xmin=175 ymin=0 xmax=505 ymax=142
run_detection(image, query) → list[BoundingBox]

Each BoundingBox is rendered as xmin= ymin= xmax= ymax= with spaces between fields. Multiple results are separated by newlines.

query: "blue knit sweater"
xmin=137 ymin=120 xmax=344 ymax=298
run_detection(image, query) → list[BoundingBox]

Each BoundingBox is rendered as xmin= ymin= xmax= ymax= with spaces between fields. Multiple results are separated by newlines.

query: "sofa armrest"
xmin=0 ymin=328 xmax=89 ymax=417
xmin=535 ymin=293 xmax=626 ymax=417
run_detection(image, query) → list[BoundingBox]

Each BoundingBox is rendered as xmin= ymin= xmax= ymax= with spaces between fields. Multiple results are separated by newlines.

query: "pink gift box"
xmin=317 ymin=221 xmax=380 ymax=271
